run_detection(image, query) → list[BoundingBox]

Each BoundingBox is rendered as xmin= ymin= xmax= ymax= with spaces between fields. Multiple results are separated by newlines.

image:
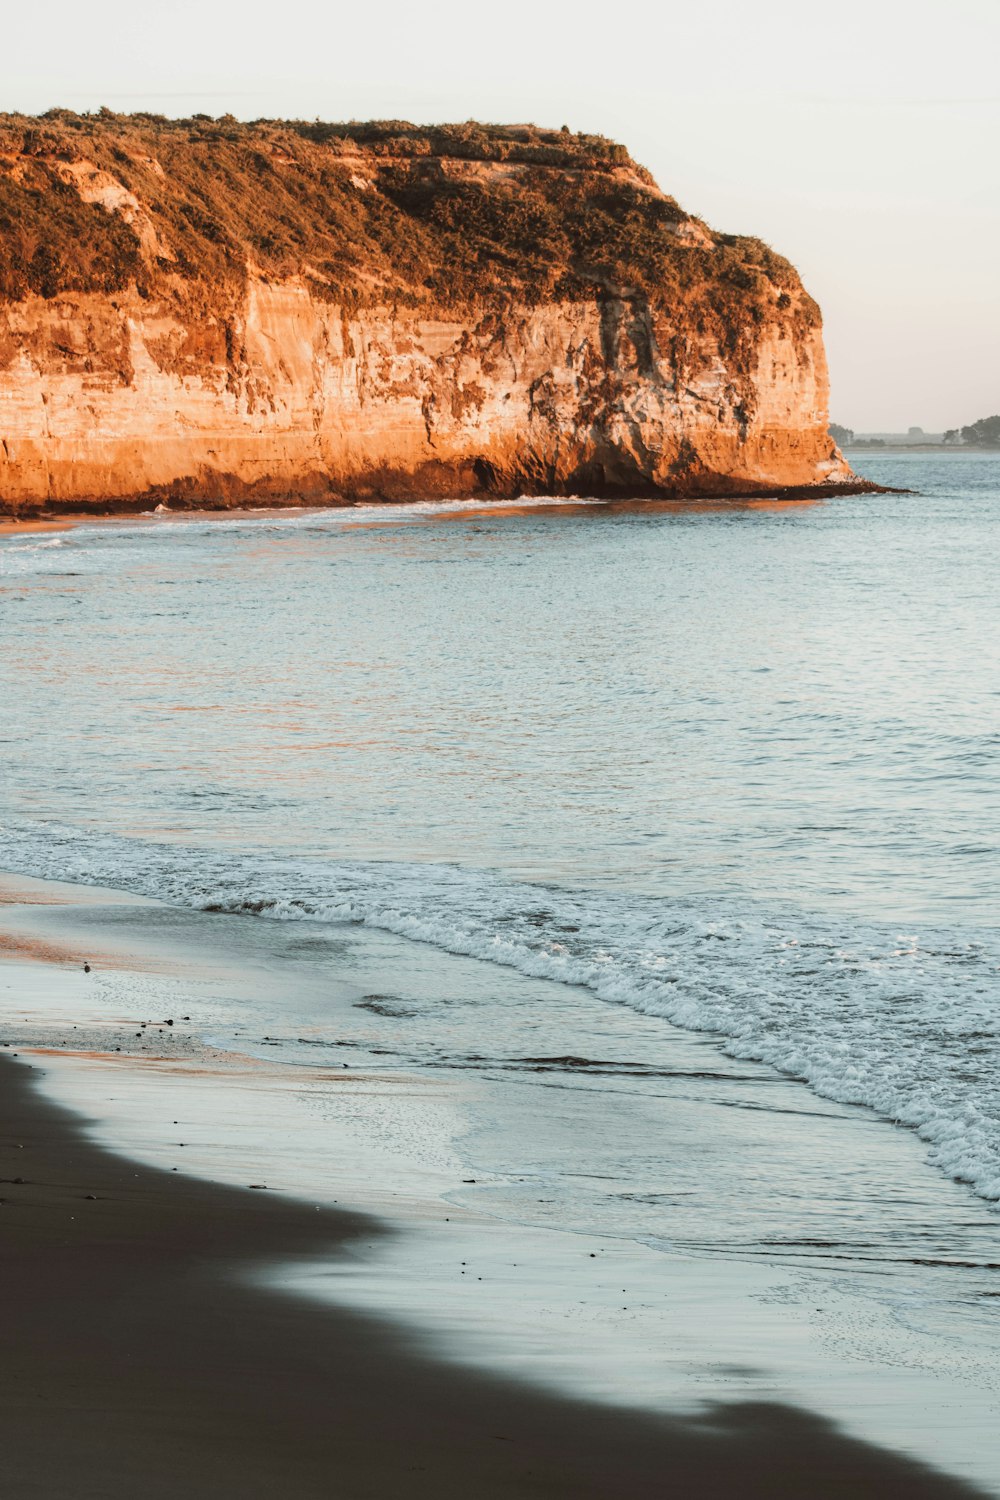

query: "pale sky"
xmin=2 ymin=0 xmax=997 ymax=430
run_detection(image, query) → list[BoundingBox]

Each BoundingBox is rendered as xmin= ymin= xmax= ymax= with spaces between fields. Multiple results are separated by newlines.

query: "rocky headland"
xmin=0 ymin=113 xmax=863 ymax=514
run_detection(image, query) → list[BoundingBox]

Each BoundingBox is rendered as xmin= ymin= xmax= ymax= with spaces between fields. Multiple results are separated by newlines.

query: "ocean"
xmin=2 ymin=453 xmax=999 ymax=1475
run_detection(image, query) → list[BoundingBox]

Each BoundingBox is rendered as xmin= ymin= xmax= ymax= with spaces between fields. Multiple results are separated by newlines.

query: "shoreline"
xmin=1 ymin=869 xmax=998 ymax=1496
xmin=0 ymin=478 xmax=892 ymax=527
xmin=0 ymin=1047 xmax=987 ymax=1498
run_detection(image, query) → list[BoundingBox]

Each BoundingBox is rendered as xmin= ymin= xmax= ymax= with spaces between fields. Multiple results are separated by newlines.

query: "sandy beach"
xmin=1 ymin=872 xmax=996 ymax=1498
xmin=7 ymin=1050 xmax=988 ymax=1500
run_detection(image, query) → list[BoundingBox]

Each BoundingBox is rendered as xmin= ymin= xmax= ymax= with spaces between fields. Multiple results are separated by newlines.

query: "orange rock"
xmin=0 ymin=115 xmax=860 ymax=512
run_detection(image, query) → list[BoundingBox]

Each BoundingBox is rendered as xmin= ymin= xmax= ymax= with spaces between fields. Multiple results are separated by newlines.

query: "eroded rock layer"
xmin=0 ymin=114 xmax=855 ymax=511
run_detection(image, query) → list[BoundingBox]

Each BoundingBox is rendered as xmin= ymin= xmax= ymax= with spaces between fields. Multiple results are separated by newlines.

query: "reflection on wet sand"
xmin=0 ymin=926 xmax=171 ymax=973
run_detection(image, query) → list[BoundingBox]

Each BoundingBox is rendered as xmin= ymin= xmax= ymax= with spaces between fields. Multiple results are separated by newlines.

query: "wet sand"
xmin=1 ymin=873 xmax=995 ymax=1497
xmin=0 ymin=1028 xmax=989 ymax=1496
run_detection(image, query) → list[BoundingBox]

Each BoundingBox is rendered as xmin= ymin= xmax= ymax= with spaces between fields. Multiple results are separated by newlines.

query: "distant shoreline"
xmin=844 ymin=444 xmax=998 ymax=454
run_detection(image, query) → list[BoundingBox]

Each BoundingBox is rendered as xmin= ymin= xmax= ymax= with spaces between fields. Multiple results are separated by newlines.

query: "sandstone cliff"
xmin=0 ymin=113 xmax=857 ymax=513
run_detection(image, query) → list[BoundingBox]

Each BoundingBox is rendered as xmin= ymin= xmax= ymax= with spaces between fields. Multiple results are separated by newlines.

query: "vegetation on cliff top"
xmin=0 ymin=111 xmax=817 ymax=351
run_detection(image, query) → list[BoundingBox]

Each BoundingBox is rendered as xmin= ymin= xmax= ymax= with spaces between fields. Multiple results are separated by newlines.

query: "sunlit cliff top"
xmin=0 ymin=110 xmax=818 ymax=353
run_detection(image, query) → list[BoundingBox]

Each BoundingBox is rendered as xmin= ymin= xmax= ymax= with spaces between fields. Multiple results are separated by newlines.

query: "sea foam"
xmin=3 ymin=819 xmax=998 ymax=1207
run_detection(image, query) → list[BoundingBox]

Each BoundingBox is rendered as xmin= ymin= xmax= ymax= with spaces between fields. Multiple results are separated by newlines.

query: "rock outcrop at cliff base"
xmin=0 ymin=113 xmax=858 ymax=512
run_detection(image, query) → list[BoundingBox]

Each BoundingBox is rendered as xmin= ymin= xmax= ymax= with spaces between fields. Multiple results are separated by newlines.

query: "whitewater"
xmin=3 ymin=818 xmax=999 ymax=1205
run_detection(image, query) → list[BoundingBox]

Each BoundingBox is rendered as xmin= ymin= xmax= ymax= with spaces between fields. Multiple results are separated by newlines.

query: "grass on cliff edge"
xmin=0 ymin=111 xmax=818 ymax=357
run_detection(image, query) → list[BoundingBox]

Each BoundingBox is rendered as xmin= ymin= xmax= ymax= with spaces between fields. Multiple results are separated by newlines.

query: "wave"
xmin=0 ymin=534 xmax=88 ymax=577
xmin=37 ymin=495 xmax=603 ymax=544
xmin=1 ymin=497 xmax=602 ymax=573
xmin=2 ymin=818 xmax=998 ymax=1205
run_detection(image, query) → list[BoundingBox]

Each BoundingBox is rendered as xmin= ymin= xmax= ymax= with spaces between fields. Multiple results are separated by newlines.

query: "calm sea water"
xmin=2 ymin=452 xmax=999 ymax=1205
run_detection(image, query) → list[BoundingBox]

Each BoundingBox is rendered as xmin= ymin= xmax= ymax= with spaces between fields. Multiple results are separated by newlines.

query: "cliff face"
xmin=0 ymin=114 xmax=855 ymax=512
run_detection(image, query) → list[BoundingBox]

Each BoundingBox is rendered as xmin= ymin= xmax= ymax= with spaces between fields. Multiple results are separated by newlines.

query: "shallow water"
xmin=2 ymin=455 xmax=998 ymax=1206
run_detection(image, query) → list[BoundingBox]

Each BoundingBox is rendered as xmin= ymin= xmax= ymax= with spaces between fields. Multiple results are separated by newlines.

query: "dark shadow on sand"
xmin=0 ymin=1057 xmax=987 ymax=1499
